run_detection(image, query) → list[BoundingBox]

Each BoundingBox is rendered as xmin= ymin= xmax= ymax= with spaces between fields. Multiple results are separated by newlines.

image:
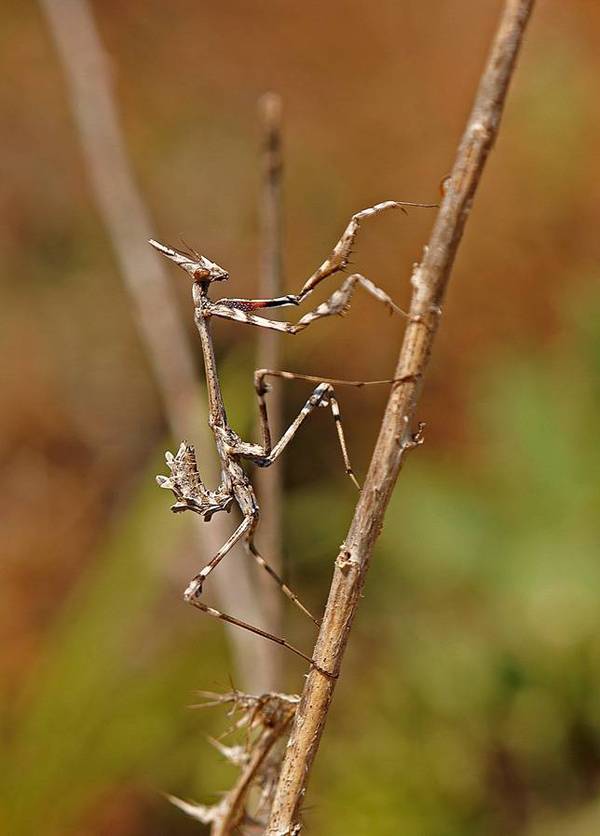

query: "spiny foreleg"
xmin=211 ymin=198 xmax=437 ymax=323
xmin=210 ymin=272 xmax=410 ymax=336
xmin=291 ymin=272 xmax=407 ymax=333
xmin=297 ymin=199 xmax=436 ymax=300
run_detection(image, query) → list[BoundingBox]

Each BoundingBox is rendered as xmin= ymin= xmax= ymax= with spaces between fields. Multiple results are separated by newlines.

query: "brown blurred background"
xmin=2 ymin=1 xmax=600 ymax=834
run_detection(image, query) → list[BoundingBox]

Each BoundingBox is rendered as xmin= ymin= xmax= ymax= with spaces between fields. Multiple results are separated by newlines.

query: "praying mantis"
xmin=151 ymin=199 xmax=435 ymax=674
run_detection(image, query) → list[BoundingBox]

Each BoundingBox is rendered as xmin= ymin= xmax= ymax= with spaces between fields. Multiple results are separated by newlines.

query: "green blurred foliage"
xmin=310 ymin=290 xmax=600 ymax=835
xmin=0 ymin=460 xmax=233 ymax=835
xmin=3 ymin=288 xmax=599 ymax=835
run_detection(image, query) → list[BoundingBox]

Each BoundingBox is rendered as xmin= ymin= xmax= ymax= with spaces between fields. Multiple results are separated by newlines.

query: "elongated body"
xmin=151 ymin=199 xmax=435 ymax=668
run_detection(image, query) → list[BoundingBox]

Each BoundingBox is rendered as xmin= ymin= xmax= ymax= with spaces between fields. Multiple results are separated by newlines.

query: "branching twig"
xmin=254 ymin=93 xmax=285 ymax=686
xmin=266 ymin=1 xmax=536 ymax=832
xmin=39 ymin=0 xmax=274 ymax=692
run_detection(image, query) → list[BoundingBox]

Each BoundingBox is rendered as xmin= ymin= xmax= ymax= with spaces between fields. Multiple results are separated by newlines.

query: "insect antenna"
xmin=177 ymin=234 xmax=203 ymax=261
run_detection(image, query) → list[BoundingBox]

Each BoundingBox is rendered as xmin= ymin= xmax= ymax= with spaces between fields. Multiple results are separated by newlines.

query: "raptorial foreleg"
xmin=291 ymin=272 xmax=407 ymax=333
xmin=297 ymin=199 xmax=436 ymax=300
xmin=210 ymin=272 xmax=409 ymax=336
xmin=214 ymin=198 xmax=437 ymax=317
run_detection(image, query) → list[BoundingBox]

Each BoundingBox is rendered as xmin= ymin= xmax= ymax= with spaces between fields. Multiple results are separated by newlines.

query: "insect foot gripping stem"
xmin=156 ymin=442 xmax=233 ymax=521
xmin=312 ymin=661 xmax=339 ymax=680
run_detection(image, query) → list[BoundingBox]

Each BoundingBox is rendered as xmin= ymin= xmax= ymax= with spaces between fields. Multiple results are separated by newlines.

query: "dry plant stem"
xmin=255 ymin=93 xmax=285 ymax=680
xmin=169 ymin=692 xmax=299 ymax=833
xmin=39 ymin=0 xmax=273 ymax=692
xmin=266 ymin=0 xmax=536 ymax=832
xmin=208 ymin=709 xmax=294 ymax=835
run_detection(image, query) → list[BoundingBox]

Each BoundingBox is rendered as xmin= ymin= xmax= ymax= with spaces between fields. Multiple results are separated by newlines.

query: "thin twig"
xmin=39 ymin=0 xmax=274 ymax=692
xmin=255 ymin=93 xmax=285 ymax=686
xmin=266 ymin=1 xmax=536 ymax=832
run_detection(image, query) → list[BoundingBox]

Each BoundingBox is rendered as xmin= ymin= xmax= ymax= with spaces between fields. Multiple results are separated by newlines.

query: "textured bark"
xmin=266 ymin=1 xmax=536 ymax=832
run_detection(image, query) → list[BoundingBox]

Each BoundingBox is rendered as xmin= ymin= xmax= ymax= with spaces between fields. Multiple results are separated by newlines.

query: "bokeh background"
xmin=2 ymin=1 xmax=600 ymax=834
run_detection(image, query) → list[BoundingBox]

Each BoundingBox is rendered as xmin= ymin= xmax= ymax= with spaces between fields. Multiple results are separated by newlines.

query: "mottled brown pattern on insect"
xmin=150 ymin=199 xmax=435 ymax=673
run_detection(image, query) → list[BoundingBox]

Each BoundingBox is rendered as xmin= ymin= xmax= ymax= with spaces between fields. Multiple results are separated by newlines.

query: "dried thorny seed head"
xmin=192 ymin=690 xmax=299 ymax=726
xmin=149 ymin=238 xmax=229 ymax=282
xmin=208 ymin=738 xmax=249 ymax=767
xmin=169 ymin=691 xmax=300 ymax=832
xmin=156 ymin=442 xmax=234 ymax=520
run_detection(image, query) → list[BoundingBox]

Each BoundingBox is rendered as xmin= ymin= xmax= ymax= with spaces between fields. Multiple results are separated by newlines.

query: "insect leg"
xmin=255 ymin=369 xmax=419 ymax=388
xmin=297 ymin=199 xmax=437 ymax=300
xmin=184 ymin=513 xmax=323 ymax=656
xmin=210 ymin=271 xmax=411 ymax=336
xmin=292 ymin=273 xmax=408 ymax=333
xmin=183 ymin=517 xmax=253 ymax=601
xmin=185 ymin=598 xmax=335 ymax=677
xmin=252 ymin=368 xmax=419 ymax=483
xmin=254 ymin=368 xmax=274 ymax=455
xmin=253 ymin=381 xmax=360 ymax=488
xmin=245 ymin=535 xmax=321 ymax=627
